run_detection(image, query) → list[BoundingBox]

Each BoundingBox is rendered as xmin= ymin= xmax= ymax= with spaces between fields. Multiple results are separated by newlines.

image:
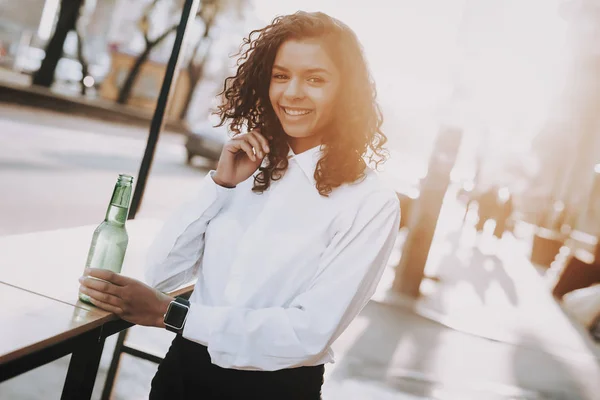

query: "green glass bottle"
xmin=79 ymin=174 xmax=134 ymax=304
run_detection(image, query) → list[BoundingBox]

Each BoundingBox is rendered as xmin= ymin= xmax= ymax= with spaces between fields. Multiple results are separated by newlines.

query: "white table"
xmin=0 ymin=219 xmax=192 ymax=399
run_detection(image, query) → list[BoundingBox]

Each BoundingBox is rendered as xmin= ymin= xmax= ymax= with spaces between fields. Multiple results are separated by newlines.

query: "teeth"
xmin=283 ymin=107 xmax=311 ymax=116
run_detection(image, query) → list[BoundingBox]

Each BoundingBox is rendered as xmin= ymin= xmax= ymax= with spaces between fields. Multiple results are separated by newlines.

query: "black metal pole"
xmin=129 ymin=0 xmax=199 ymax=220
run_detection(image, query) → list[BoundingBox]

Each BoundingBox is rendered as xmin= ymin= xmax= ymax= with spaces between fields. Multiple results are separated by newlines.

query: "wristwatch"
xmin=163 ymin=297 xmax=190 ymax=334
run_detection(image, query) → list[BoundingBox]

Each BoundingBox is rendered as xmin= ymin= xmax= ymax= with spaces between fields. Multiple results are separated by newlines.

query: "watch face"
xmin=166 ymin=302 xmax=188 ymax=329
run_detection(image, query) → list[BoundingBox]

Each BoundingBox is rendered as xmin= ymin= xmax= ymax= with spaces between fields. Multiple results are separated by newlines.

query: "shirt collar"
xmin=287 ymin=145 xmax=322 ymax=185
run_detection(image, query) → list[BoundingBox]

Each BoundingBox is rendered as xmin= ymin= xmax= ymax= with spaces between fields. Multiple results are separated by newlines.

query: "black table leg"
xmin=61 ymin=330 xmax=106 ymax=400
xmin=101 ymin=329 xmax=128 ymax=400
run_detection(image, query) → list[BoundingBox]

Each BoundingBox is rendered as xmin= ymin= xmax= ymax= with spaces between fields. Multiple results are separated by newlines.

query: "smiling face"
xmin=269 ymin=38 xmax=341 ymax=154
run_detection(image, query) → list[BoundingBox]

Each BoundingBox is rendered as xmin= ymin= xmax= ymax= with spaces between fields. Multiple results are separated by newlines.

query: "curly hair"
xmin=216 ymin=11 xmax=388 ymax=196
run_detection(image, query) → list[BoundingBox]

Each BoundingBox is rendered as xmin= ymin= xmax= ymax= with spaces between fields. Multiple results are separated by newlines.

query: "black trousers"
xmin=149 ymin=335 xmax=325 ymax=399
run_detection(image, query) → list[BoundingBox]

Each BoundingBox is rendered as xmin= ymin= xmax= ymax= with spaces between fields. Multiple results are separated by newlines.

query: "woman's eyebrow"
xmin=305 ymin=68 xmax=330 ymax=75
xmin=273 ymin=65 xmax=331 ymax=75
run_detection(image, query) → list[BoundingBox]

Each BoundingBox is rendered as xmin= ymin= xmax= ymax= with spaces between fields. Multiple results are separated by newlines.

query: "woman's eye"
xmin=308 ymin=77 xmax=325 ymax=83
xmin=273 ymin=74 xmax=288 ymax=80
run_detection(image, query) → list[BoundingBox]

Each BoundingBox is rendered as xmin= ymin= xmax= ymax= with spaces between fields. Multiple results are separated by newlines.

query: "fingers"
xmin=83 ymin=295 xmax=123 ymax=316
xmin=227 ymin=131 xmax=271 ymax=162
xmin=84 ymin=268 xmax=127 ymax=286
xmin=80 ymin=275 xmax=122 ymax=297
xmin=245 ymin=134 xmax=266 ymax=159
xmin=230 ymin=139 xmax=257 ymax=161
xmin=79 ymin=285 xmax=123 ymax=313
xmin=248 ymin=130 xmax=270 ymax=155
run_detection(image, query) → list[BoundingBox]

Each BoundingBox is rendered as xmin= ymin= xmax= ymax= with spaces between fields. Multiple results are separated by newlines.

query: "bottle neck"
xmin=105 ymin=179 xmax=132 ymax=225
xmin=105 ymin=204 xmax=128 ymax=225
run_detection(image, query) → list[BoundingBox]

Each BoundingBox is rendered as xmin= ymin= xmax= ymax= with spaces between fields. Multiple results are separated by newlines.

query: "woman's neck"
xmin=287 ymin=135 xmax=322 ymax=155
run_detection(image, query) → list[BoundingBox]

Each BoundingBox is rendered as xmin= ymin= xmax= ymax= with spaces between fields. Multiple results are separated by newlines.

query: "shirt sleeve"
xmin=144 ymin=171 xmax=235 ymax=292
xmin=181 ymin=189 xmax=400 ymax=370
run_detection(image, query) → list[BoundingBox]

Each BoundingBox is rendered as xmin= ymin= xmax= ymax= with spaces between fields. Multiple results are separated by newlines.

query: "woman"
xmin=79 ymin=11 xmax=400 ymax=399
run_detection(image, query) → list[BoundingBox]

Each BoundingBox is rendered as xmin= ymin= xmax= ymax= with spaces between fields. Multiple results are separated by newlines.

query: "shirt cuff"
xmin=208 ymin=170 xmax=237 ymax=190
xmin=182 ymin=303 xmax=223 ymax=346
xmin=201 ymin=170 xmax=234 ymax=212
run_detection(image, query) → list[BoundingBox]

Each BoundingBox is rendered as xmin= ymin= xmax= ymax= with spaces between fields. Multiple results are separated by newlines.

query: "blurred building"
xmin=0 ymin=0 xmax=117 ymax=81
xmin=531 ymin=0 xmax=600 ymax=235
xmin=0 ymin=0 xmax=45 ymax=31
xmin=0 ymin=0 xmax=252 ymax=123
xmin=0 ymin=0 xmax=45 ymax=71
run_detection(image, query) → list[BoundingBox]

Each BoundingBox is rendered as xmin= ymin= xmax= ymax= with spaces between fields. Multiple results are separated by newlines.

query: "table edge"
xmin=0 ymin=285 xmax=194 ymax=364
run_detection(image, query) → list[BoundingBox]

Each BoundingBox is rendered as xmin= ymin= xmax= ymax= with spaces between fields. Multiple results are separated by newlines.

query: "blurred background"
xmin=2 ymin=0 xmax=600 ymax=235
xmin=1 ymin=1 xmax=600 ymax=399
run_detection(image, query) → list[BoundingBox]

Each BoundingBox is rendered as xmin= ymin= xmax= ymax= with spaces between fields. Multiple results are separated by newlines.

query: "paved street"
xmin=0 ymin=104 xmax=211 ymax=236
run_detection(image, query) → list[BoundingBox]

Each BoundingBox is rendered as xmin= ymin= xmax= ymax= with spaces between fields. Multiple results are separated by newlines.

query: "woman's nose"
xmin=283 ymin=78 xmax=304 ymax=100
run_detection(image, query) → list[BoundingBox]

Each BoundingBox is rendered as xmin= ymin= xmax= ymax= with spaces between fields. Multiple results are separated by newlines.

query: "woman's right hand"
xmin=212 ymin=130 xmax=271 ymax=188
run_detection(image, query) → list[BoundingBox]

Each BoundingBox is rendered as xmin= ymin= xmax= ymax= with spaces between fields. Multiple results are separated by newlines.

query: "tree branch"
xmin=150 ymin=24 xmax=178 ymax=46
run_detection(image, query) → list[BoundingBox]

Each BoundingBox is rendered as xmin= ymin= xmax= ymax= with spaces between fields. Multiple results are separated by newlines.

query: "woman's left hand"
xmin=79 ymin=268 xmax=173 ymax=328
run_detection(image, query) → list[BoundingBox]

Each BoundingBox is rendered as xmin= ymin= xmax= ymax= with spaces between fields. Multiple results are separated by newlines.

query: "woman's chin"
xmin=282 ymin=126 xmax=314 ymax=139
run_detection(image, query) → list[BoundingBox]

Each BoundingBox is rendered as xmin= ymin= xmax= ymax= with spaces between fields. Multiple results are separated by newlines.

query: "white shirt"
xmin=145 ymin=145 xmax=400 ymax=371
